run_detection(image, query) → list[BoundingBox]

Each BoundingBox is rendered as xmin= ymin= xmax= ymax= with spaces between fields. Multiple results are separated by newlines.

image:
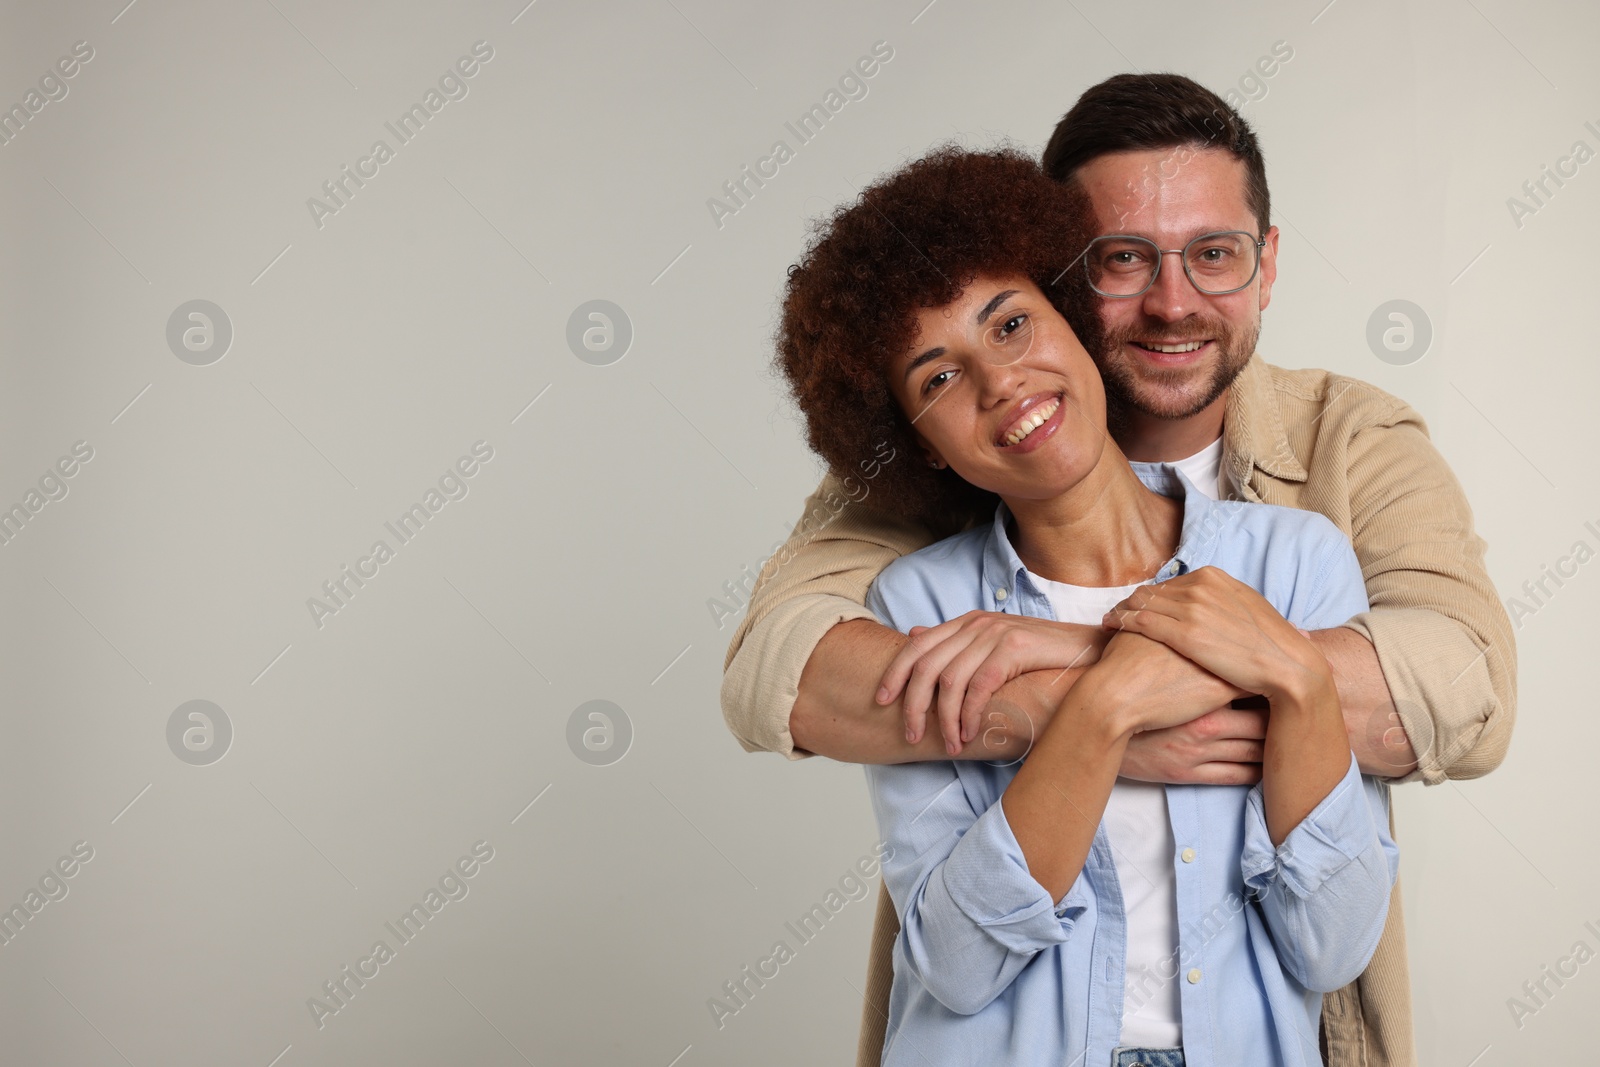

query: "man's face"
xmin=1073 ymin=147 xmax=1280 ymax=421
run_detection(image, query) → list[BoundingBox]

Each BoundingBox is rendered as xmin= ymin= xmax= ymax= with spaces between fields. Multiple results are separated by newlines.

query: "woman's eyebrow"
xmin=903 ymin=346 xmax=945 ymax=384
xmin=976 ymin=289 xmax=1019 ymax=325
xmin=902 ymin=289 xmax=1021 ymax=383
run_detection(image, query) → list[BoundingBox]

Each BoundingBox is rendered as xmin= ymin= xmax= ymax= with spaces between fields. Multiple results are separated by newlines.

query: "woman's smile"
xmin=995 ymin=391 xmax=1066 ymax=453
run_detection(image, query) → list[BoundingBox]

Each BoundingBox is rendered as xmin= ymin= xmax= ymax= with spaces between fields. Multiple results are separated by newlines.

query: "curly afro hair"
xmin=774 ymin=144 xmax=1099 ymax=534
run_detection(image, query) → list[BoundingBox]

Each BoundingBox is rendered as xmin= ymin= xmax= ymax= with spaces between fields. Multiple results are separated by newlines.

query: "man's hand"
xmin=1120 ymin=703 xmax=1269 ymax=785
xmin=873 ymin=610 xmax=1109 ymax=756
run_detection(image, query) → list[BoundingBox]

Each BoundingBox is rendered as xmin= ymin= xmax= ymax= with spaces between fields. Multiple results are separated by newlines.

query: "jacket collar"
xmin=1222 ymin=353 xmax=1306 ymax=496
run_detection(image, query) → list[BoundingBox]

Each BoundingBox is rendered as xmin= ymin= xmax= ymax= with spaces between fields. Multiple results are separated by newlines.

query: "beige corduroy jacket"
xmin=721 ymin=354 xmax=1517 ymax=1067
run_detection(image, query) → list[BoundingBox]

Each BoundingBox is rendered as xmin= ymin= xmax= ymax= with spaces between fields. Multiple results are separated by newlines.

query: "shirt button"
xmin=1181 ymin=848 xmax=1196 ymax=863
xmin=994 ymin=588 xmax=1008 ymax=602
xmin=1187 ymin=968 xmax=1202 ymax=984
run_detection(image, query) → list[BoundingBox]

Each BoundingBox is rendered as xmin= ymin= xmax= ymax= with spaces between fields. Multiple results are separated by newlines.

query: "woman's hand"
xmin=1080 ymin=629 xmax=1248 ymax=736
xmin=1101 ymin=566 xmax=1329 ymax=703
xmin=875 ymin=610 xmax=1109 ymax=755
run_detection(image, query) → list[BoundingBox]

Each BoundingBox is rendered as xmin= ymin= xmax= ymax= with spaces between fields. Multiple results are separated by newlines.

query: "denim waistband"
xmin=1111 ymin=1047 xmax=1185 ymax=1067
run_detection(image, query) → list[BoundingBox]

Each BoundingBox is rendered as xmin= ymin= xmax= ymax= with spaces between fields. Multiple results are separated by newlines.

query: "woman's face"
xmin=890 ymin=274 xmax=1111 ymax=504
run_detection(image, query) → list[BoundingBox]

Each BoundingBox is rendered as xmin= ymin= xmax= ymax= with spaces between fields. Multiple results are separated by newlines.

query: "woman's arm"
xmin=872 ymin=630 xmax=1241 ymax=1015
xmin=1104 ymin=532 xmax=1399 ymax=989
xmin=1241 ymin=754 xmax=1399 ymax=991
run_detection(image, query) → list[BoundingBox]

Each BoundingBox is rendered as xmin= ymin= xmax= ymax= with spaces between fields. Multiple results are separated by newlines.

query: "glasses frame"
xmin=1078 ymin=230 xmax=1269 ymax=298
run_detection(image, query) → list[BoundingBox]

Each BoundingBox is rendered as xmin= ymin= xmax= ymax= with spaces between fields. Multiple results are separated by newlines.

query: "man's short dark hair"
xmin=1041 ymin=73 xmax=1270 ymax=233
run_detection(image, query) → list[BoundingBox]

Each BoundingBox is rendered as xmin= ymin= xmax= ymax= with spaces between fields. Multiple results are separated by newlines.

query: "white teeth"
xmin=1002 ymin=397 xmax=1060 ymax=446
xmin=1143 ymin=341 xmax=1204 ymax=354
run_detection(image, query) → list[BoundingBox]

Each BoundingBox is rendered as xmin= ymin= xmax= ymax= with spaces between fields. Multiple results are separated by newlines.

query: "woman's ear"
xmin=911 ymin=429 xmax=946 ymax=470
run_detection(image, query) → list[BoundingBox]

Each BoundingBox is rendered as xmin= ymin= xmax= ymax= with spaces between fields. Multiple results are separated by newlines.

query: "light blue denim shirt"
xmin=862 ymin=464 xmax=1399 ymax=1067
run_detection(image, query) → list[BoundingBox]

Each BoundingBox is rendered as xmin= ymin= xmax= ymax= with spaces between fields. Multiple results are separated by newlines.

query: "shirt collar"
xmin=1223 ymin=352 xmax=1307 ymax=492
xmin=978 ymin=464 xmax=1227 ymax=613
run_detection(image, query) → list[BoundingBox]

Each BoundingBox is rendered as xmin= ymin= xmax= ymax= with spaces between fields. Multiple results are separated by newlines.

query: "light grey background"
xmin=1 ymin=0 xmax=1595 ymax=1064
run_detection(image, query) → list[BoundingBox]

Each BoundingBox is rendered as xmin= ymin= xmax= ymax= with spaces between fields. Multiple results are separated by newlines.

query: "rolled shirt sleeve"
xmin=1239 ymin=751 xmax=1399 ymax=993
xmin=867 ymin=761 xmax=1079 ymax=1016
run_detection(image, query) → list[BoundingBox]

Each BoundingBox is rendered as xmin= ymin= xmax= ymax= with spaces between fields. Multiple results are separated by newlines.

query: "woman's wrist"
xmin=1265 ymin=661 xmax=1339 ymax=718
xmin=1052 ymin=667 xmax=1138 ymax=746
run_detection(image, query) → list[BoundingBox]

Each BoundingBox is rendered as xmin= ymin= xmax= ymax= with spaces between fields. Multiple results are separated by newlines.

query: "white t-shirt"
xmin=1166 ymin=432 xmax=1226 ymax=501
xmin=1027 ymin=432 xmax=1226 ymax=1048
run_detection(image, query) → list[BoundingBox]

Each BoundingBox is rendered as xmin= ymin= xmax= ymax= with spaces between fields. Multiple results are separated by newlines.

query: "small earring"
xmin=928 ymin=459 xmax=944 ymax=470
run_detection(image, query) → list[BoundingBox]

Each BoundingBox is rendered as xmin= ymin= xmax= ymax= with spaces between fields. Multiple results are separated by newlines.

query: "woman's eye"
xmin=924 ymin=370 xmax=954 ymax=393
xmin=999 ymin=313 xmax=1027 ymax=336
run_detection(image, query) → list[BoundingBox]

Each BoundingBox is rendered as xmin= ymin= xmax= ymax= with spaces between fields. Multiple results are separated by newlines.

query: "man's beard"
xmin=1094 ymin=313 xmax=1258 ymax=427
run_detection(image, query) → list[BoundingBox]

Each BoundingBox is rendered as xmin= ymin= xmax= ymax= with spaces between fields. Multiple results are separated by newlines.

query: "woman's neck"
xmin=1003 ymin=449 xmax=1183 ymax=588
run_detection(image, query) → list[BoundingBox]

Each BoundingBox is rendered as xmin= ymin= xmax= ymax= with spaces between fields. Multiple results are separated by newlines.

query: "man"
xmin=722 ymin=73 xmax=1515 ymax=1067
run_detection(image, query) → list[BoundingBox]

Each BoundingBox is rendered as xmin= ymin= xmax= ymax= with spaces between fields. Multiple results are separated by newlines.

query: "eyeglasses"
xmin=1078 ymin=230 xmax=1268 ymax=298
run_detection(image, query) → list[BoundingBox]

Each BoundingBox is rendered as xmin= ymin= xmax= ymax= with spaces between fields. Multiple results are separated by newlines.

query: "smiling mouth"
xmin=1133 ymin=340 xmax=1207 ymax=354
xmin=998 ymin=395 xmax=1062 ymax=447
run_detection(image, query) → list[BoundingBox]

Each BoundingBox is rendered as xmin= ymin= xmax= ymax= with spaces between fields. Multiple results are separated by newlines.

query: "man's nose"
xmin=1139 ymin=249 xmax=1206 ymax=323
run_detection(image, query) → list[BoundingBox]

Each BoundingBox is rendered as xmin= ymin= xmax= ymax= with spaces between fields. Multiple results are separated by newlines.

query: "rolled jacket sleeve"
xmin=867 ymin=762 xmax=1078 ymax=1015
xmin=720 ymin=473 xmax=938 ymax=758
xmin=1334 ymin=407 xmax=1517 ymax=786
xmin=1240 ymin=751 xmax=1398 ymax=993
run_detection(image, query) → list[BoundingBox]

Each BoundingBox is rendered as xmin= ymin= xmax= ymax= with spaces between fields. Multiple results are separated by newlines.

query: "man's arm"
xmin=1322 ymin=390 xmax=1518 ymax=785
xmin=1310 ymin=627 xmax=1417 ymax=777
xmin=790 ymin=617 xmax=1079 ymax=763
xmin=720 ymin=471 xmax=937 ymax=760
xmin=722 ymin=475 xmax=1266 ymax=774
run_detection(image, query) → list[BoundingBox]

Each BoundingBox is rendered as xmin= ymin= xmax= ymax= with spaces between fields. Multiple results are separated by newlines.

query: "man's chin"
xmin=1108 ymin=365 xmax=1222 ymax=422
xmin=1126 ymin=389 xmax=1216 ymax=421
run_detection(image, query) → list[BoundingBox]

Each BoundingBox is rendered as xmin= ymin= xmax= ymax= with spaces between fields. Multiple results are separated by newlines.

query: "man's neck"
xmin=1114 ymin=387 xmax=1229 ymax=463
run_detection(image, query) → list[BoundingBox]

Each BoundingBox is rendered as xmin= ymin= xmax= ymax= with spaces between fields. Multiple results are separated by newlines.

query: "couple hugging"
xmin=722 ymin=72 xmax=1515 ymax=1067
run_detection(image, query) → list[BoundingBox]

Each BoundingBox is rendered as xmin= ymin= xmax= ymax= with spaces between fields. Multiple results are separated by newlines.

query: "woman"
xmin=774 ymin=146 xmax=1397 ymax=1067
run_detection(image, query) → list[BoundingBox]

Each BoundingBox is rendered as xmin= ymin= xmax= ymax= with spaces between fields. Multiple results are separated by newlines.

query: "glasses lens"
xmin=1184 ymin=231 xmax=1259 ymax=294
xmin=1085 ymin=236 xmax=1158 ymax=296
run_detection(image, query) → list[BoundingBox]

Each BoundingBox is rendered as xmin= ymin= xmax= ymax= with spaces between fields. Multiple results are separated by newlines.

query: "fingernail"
xmin=877 ymin=686 xmax=890 ymax=704
xmin=906 ymin=727 xmax=915 ymax=743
